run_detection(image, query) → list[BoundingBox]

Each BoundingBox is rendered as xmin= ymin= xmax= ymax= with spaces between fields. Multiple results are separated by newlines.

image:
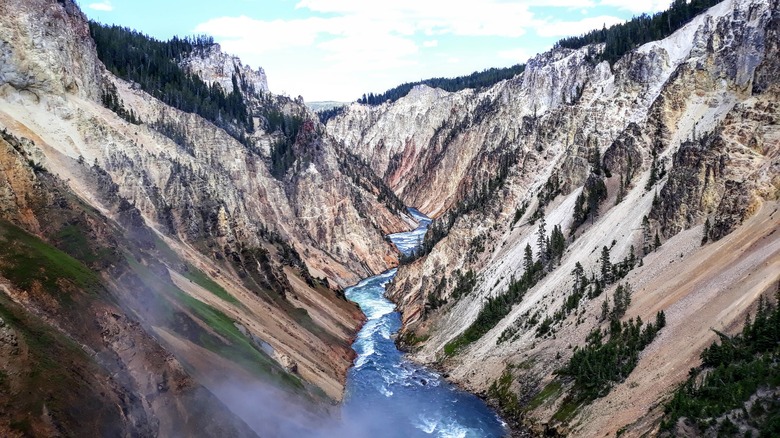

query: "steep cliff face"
xmin=328 ymin=0 xmax=779 ymax=435
xmin=0 ymin=0 xmax=411 ymax=434
xmin=76 ymin=73 xmax=403 ymax=286
xmin=0 ymin=131 xmax=259 ymax=437
xmin=180 ymin=43 xmax=269 ymax=95
xmin=0 ymin=0 xmax=102 ymax=100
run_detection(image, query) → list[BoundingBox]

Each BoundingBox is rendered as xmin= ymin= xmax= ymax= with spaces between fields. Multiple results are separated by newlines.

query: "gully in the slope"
xmin=341 ymin=208 xmax=506 ymax=438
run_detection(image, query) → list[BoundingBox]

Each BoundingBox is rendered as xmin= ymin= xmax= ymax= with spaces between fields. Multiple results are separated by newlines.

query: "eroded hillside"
xmin=327 ymin=0 xmax=780 ymax=435
xmin=0 ymin=0 xmax=413 ymax=435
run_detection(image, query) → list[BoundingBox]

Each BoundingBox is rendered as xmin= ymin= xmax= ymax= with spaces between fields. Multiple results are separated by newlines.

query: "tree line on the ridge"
xmin=355 ymin=64 xmax=526 ymax=107
xmin=350 ymin=0 xmax=724 ymax=107
xmin=557 ymin=0 xmax=725 ymax=64
xmin=89 ymin=23 xmax=254 ymax=145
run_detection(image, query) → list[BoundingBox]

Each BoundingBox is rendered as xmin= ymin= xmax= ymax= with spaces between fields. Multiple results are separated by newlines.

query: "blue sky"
xmin=84 ymin=0 xmax=671 ymax=102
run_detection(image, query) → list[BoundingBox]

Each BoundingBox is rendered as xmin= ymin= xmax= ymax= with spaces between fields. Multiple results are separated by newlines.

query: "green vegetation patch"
xmin=54 ymin=223 xmax=115 ymax=267
xmin=488 ymin=369 xmax=522 ymax=419
xmin=553 ymin=399 xmax=582 ymax=423
xmin=183 ymin=267 xmax=240 ymax=305
xmin=124 ymin=253 xmax=303 ymax=391
xmin=558 ymin=311 xmax=666 ymax=402
xmin=662 ymin=291 xmax=780 ymax=435
xmin=150 ymin=234 xmax=240 ymax=305
xmin=397 ymin=330 xmax=430 ymax=348
xmin=525 ymin=380 xmax=563 ymax=411
xmin=0 ymin=221 xmax=101 ymax=299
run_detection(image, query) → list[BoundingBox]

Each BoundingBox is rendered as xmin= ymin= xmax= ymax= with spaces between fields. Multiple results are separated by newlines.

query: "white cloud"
xmin=195 ymin=16 xmax=336 ymax=54
xmin=88 ymin=1 xmax=113 ymax=11
xmin=498 ymin=48 xmax=531 ymax=63
xmin=598 ymin=0 xmax=670 ymax=14
xmin=192 ymin=0 xmax=665 ymax=100
xmin=195 ymin=0 xmax=542 ymax=97
xmin=295 ymin=0 xmax=534 ymax=37
xmin=318 ymin=33 xmax=419 ymax=71
xmin=535 ymin=15 xmax=625 ymax=37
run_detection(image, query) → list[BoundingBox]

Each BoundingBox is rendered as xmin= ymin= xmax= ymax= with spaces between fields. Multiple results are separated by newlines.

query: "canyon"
xmin=0 ymin=0 xmax=778 ymax=437
xmin=327 ymin=0 xmax=779 ymax=435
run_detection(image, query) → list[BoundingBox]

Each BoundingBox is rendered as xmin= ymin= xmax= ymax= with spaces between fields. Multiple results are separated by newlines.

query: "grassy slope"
xmin=0 ymin=223 xmax=123 ymax=436
xmin=123 ymin=252 xmax=304 ymax=391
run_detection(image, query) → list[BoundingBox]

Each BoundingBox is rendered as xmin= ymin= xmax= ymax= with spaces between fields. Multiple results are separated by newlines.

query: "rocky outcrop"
xmin=84 ymin=79 xmax=403 ymax=286
xmin=603 ymin=122 xmax=646 ymax=189
xmin=651 ymin=135 xmax=727 ymax=236
xmin=653 ymin=86 xmax=779 ymax=241
xmin=180 ymin=44 xmax=268 ymax=95
xmin=0 ymin=0 xmax=102 ymax=100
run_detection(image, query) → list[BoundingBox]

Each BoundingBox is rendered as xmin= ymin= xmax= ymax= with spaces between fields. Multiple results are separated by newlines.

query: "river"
xmin=341 ymin=208 xmax=506 ymax=438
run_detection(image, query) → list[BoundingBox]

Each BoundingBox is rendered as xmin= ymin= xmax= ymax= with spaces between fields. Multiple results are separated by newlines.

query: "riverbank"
xmin=341 ymin=208 xmax=506 ymax=437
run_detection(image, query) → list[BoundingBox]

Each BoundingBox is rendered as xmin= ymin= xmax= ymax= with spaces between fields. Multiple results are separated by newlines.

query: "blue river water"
xmin=341 ymin=208 xmax=506 ymax=438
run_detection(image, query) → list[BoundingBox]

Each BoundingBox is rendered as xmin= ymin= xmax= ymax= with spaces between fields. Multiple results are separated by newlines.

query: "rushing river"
xmin=342 ymin=208 xmax=506 ymax=438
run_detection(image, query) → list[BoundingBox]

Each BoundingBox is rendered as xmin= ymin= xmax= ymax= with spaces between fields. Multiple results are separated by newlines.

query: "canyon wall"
xmin=0 ymin=0 xmax=411 ymax=435
xmin=328 ymin=0 xmax=780 ymax=435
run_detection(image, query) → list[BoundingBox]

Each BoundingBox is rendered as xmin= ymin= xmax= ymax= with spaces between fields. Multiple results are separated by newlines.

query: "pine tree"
xmin=550 ymin=225 xmax=566 ymax=263
xmin=592 ymin=280 xmax=603 ymax=298
xmin=600 ymin=297 xmax=610 ymax=322
xmin=655 ymin=310 xmax=666 ymax=329
xmin=610 ymin=283 xmax=632 ymax=320
xmin=642 ymin=215 xmax=652 ymax=255
xmin=588 ymin=178 xmax=607 ymax=224
xmin=701 ymin=217 xmax=710 ymax=245
xmin=572 ymin=192 xmax=586 ymax=230
xmin=523 ymin=243 xmax=534 ymax=275
xmin=600 ymin=246 xmax=612 ymax=284
xmin=646 ymin=153 xmax=658 ymax=191
xmin=623 ymin=284 xmax=632 ymax=310
xmin=572 ymin=262 xmax=585 ymax=292
xmin=590 ymin=147 xmax=602 ymax=176
xmin=537 ymin=217 xmax=548 ymax=266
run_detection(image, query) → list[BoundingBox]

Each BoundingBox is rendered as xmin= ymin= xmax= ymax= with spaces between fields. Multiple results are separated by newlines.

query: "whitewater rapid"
xmin=342 ymin=208 xmax=506 ymax=438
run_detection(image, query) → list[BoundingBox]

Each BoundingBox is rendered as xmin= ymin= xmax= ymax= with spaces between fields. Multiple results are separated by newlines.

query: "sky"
xmin=83 ymin=0 xmax=672 ymax=102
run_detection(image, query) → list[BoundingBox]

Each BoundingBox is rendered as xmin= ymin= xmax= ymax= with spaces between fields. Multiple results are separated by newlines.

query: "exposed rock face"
xmin=651 ymin=135 xmax=727 ymax=236
xmin=84 ymin=77 xmax=403 ymax=286
xmin=327 ymin=85 xmax=473 ymax=216
xmin=0 ymin=131 xmax=258 ymax=437
xmin=603 ymin=122 xmax=646 ymax=190
xmin=328 ymin=0 xmax=779 ymax=435
xmin=180 ymin=44 xmax=269 ymax=95
xmin=0 ymin=0 xmax=102 ymax=100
